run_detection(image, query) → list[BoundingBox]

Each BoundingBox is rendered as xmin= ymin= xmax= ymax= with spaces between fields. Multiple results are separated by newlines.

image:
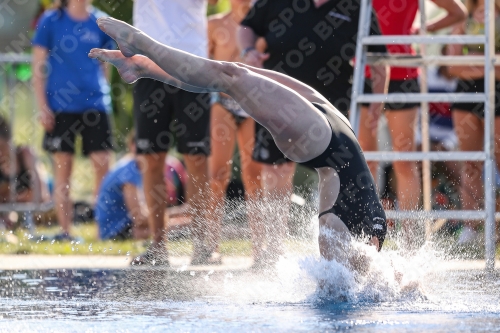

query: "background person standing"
xmin=32 ymin=0 xmax=115 ymax=241
xmin=238 ymin=0 xmax=387 ymax=258
xmin=358 ymin=0 xmax=467 ymax=245
xmin=132 ymin=0 xmax=217 ymax=265
xmin=206 ymin=0 xmax=264 ymax=266
xmin=448 ymin=0 xmax=500 ymax=245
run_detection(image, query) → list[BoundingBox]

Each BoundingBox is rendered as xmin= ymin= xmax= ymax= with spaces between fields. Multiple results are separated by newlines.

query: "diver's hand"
xmin=370 ymin=236 xmax=380 ymax=251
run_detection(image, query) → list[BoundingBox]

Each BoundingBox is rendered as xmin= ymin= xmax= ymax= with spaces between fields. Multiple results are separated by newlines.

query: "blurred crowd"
xmin=0 ymin=0 xmax=498 ymax=265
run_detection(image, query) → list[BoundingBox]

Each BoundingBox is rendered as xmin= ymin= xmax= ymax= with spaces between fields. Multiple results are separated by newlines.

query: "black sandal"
xmin=130 ymin=245 xmax=170 ymax=267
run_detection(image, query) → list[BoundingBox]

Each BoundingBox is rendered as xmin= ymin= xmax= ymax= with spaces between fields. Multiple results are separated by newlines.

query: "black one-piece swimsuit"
xmin=300 ymin=103 xmax=387 ymax=246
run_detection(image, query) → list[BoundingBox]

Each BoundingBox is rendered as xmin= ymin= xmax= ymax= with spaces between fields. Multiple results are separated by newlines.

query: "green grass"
xmin=0 ymin=222 xmax=254 ymax=257
xmin=0 ymin=222 xmax=315 ymax=257
xmin=1 ymin=223 xmax=145 ymax=256
xmin=2 ymin=222 xmax=499 ymax=259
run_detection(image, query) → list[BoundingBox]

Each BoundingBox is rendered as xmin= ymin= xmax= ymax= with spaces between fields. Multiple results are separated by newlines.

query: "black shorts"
xmin=133 ymin=78 xmax=210 ymax=155
xmin=362 ymin=78 xmax=420 ymax=110
xmin=43 ymin=111 xmax=113 ymax=156
xmin=451 ymin=79 xmax=500 ymax=118
xmin=252 ymin=122 xmax=290 ymax=165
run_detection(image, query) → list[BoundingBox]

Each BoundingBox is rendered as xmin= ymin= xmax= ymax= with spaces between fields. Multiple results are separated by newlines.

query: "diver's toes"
xmin=96 ymin=18 xmax=109 ymax=30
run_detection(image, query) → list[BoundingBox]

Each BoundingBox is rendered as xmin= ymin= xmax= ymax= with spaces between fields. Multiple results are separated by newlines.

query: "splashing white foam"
xmin=299 ymin=236 xmax=446 ymax=303
xmin=124 ymin=182 xmax=448 ymax=306
xmin=211 ymin=237 xmax=440 ymax=306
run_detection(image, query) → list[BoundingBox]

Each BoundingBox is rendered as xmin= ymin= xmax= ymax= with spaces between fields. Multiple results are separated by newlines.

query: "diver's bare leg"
xmin=88 ymin=50 xmax=204 ymax=92
xmin=96 ymin=18 xmax=330 ymax=104
xmin=93 ymin=18 xmax=331 ymax=163
xmin=89 ymin=20 xmax=385 ymax=263
xmin=89 ymin=53 xmax=385 ymax=267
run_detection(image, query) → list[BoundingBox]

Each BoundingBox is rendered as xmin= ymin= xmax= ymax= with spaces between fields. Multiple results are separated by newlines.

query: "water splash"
xmin=299 ymin=243 xmax=436 ymax=304
xmin=117 ymin=180 xmax=491 ymax=309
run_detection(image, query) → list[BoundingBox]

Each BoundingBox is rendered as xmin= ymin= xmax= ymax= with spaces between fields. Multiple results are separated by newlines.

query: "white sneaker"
xmin=457 ymin=227 xmax=482 ymax=245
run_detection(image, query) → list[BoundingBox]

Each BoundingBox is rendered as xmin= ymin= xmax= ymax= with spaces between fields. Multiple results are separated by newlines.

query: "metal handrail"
xmin=363 ymin=151 xmax=486 ymax=162
xmin=362 ymin=35 xmax=486 ymax=45
xmin=386 ymin=210 xmax=500 ymax=220
xmin=357 ymin=93 xmax=486 ymax=103
xmin=0 ymin=53 xmax=31 ymax=63
xmin=366 ymin=54 xmax=500 ymax=66
xmin=483 ymin=0 xmax=497 ymax=270
xmin=385 ymin=210 xmax=487 ymax=220
xmin=0 ymin=202 xmax=53 ymax=212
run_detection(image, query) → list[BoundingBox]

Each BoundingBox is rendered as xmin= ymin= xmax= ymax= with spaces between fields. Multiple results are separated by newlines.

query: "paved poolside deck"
xmin=0 ymin=255 xmax=253 ymax=271
xmin=0 ymin=254 xmax=498 ymax=271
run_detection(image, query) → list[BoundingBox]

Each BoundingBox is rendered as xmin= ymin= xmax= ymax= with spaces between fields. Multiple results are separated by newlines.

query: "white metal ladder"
xmin=350 ymin=0 xmax=497 ymax=270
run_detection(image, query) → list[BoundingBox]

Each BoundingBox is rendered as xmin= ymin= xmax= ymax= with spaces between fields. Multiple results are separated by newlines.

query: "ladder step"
xmin=366 ymin=54 xmax=500 ymax=67
xmin=362 ymin=35 xmax=485 ymax=45
xmin=0 ymin=202 xmax=54 ymax=212
xmin=385 ymin=210 xmax=488 ymax=220
xmin=0 ymin=53 xmax=32 ymax=64
xmin=356 ymin=93 xmax=486 ymax=103
xmin=363 ymin=151 xmax=486 ymax=161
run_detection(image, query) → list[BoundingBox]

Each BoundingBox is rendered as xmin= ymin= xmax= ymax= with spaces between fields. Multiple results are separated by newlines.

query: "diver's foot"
xmin=89 ymin=49 xmax=142 ymax=84
xmin=96 ymin=17 xmax=141 ymax=57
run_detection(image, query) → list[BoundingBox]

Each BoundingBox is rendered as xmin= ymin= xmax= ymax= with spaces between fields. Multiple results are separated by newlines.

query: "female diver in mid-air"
xmin=89 ymin=17 xmax=387 ymax=265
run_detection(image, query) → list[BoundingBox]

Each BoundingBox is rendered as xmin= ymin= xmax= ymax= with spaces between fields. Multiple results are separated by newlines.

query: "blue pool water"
xmin=1 ymin=252 xmax=499 ymax=333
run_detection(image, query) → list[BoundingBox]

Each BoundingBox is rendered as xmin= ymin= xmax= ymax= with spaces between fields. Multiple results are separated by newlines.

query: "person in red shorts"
xmin=358 ymin=0 xmax=467 ymax=243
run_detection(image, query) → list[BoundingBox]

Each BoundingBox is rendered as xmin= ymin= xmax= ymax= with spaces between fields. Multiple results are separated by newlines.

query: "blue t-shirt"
xmin=32 ymin=8 xmax=115 ymax=113
xmin=95 ymin=157 xmax=142 ymax=240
